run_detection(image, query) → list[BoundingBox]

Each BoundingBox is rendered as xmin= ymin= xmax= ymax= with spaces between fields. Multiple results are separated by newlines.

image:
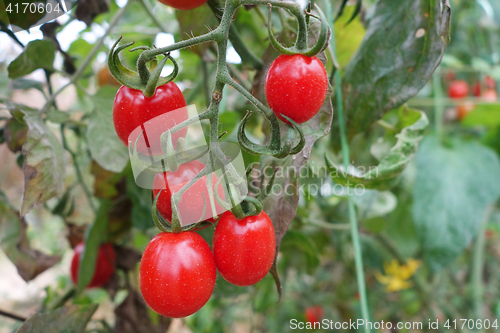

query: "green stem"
xmin=207 ymin=0 xmax=264 ymax=70
xmin=41 ymin=0 xmax=135 ymax=113
xmin=139 ymin=0 xmax=169 ymax=33
xmin=61 ymin=125 xmax=97 ymax=213
xmin=472 ymin=205 xmax=493 ymax=320
xmin=328 ymin=1 xmax=370 ymax=330
xmin=433 ymin=67 xmax=444 ymax=138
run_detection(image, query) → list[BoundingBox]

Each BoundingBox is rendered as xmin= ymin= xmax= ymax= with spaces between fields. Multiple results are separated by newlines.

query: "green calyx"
xmin=237 ymin=111 xmax=305 ymax=158
xmin=268 ymin=3 xmax=331 ymax=57
xmin=108 ymin=36 xmax=179 ymax=97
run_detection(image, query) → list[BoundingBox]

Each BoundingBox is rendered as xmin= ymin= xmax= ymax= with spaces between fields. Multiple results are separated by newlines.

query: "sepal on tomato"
xmin=108 ymin=36 xmax=179 ymax=97
xmin=267 ymin=4 xmax=330 ymax=57
xmin=237 ymin=111 xmax=305 ymax=158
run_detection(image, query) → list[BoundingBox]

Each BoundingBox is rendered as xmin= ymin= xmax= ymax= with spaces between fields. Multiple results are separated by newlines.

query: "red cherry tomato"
xmin=482 ymin=89 xmax=498 ymax=102
xmin=472 ymin=82 xmax=481 ymax=97
xmin=157 ymin=0 xmax=207 ymax=10
xmin=485 ymin=76 xmax=496 ymax=89
xmin=213 ymin=210 xmax=276 ymax=286
xmin=113 ymin=83 xmax=188 ymax=155
xmin=305 ymin=305 xmax=324 ymax=324
xmin=457 ymin=101 xmax=475 ymax=121
xmin=448 ymin=80 xmax=469 ymax=99
xmin=265 ymin=54 xmax=328 ymax=124
xmin=153 ymin=160 xmax=225 ymax=227
xmin=139 ymin=232 xmax=216 ymax=318
xmin=70 ymin=242 xmax=116 ymax=288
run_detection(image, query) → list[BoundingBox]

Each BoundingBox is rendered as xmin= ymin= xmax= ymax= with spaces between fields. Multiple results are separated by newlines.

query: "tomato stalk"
xmin=111 ymin=0 xmax=330 ymax=231
xmin=325 ymin=0 xmax=371 ymax=331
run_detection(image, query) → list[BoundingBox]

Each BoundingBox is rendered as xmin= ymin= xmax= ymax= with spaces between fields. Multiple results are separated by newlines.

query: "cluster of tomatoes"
xmin=447 ymin=76 xmax=498 ymax=120
xmin=70 ymin=0 xmax=329 ymax=319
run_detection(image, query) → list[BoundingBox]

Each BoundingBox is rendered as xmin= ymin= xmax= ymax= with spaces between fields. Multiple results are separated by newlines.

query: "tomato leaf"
xmin=461 ymin=103 xmax=500 ymax=128
xmin=280 ymin=230 xmax=320 ymax=274
xmin=337 ymin=0 xmax=450 ymax=142
xmin=75 ymin=0 xmax=109 ymax=26
xmin=16 ymin=304 xmax=97 ymax=333
xmin=4 ymin=116 xmax=28 ymax=153
xmin=87 ymin=87 xmax=129 ymax=173
xmin=7 ymin=39 xmax=56 ymax=79
xmin=77 ymin=200 xmax=111 ymax=293
xmin=412 ymin=135 xmax=500 ymax=271
xmin=18 ymin=107 xmax=65 ymax=216
xmin=326 ymin=107 xmax=428 ymax=190
xmin=0 ymin=193 xmax=61 ymax=281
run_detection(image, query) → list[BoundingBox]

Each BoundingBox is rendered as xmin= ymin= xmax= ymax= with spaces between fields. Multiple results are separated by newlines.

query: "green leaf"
xmin=4 ymin=116 xmax=28 ymax=153
xmin=462 ymin=103 xmax=500 ymax=128
xmin=0 ymin=195 xmax=60 ymax=281
xmin=126 ymin=173 xmax=153 ymax=232
xmin=8 ymin=39 xmax=56 ymax=79
xmin=11 ymin=78 xmax=46 ymax=96
xmin=280 ymin=230 xmax=320 ymax=274
xmin=334 ymin=5 xmax=365 ymax=68
xmin=3 ymin=0 xmax=48 ymax=31
xmin=326 ymin=108 xmax=428 ymax=190
xmin=16 ymin=304 xmax=97 ymax=333
xmin=412 ymin=135 xmax=500 ymax=271
xmin=339 ymin=0 xmax=450 ymax=140
xmin=86 ymin=87 xmax=128 ymax=173
xmin=20 ymin=108 xmax=65 ymax=216
xmin=77 ymin=200 xmax=111 ymax=293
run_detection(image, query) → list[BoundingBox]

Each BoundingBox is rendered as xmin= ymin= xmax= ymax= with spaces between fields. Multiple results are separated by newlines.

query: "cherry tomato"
xmin=139 ymin=232 xmax=216 ymax=318
xmin=157 ymin=0 xmax=207 ymax=10
xmin=265 ymin=54 xmax=328 ymax=124
xmin=472 ymin=82 xmax=481 ymax=97
xmin=448 ymin=80 xmax=469 ymax=99
xmin=457 ymin=101 xmax=475 ymax=120
xmin=212 ymin=210 xmax=276 ymax=286
xmin=98 ymin=67 xmax=120 ymax=87
xmin=485 ymin=76 xmax=496 ymax=89
xmin=113 ymin=83 xmax=188 ymax=155
xmin=153 ymin=160 xmax=225 ymax=227
xmin=70 ymin=242 xmax=116 ymax=288
xmin=305 ymin=305 xmax=324 ymax=325
xmin=482 ymin=89 xmax=498 ymax=102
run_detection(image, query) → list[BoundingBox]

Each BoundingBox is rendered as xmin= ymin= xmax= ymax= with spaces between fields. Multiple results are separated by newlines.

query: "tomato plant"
xmin=482 ymin=89 xmax=498 ymax=102
xmin=305 ymin=305 xmax=324 ymax=325
xmin=113 ymin=83 xmax=188 ymax=155
xmin=152 ymin=160 xmax=225 ymax=226
xmin=139 ymin=232 xmax=216 ymax=318
xmin=157 ymin=0 xmax=207 ymax=10
xmin=265 ymin=54 xmax=328 ymax=124
xmin=213 ymin=210 xmax=276 ymax=286
xmin=70 ymin=242 xmax=116 ymax=288
xmin=448 ymin=80 xmax=469 ymax=98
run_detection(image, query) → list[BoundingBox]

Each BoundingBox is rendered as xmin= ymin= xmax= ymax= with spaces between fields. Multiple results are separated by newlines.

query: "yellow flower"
xmin=375 ymin=259 xmax=421 ymax=293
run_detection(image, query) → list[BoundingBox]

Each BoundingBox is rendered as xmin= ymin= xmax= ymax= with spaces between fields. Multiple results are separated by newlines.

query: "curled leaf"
xmin=326 ymin=108 xmax=428 ymax=190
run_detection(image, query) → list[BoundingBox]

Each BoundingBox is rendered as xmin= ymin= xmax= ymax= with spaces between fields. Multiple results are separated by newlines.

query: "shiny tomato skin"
xmin=482 ymin=89 xmax=498 ymax=102
xmin=152 ymin=160 xmax=225 ymax=226
xmin=70 ymin=242 xmax=116 ymax=288
xmin=213 ymin=211 xmax=276 ymax=286
xmin=448 ymin=80 xmax=469 ymax=99
xmin=157 ymin=0 xmax=207 ymax=10
xmin=139 ymin=232 xmax=216 ymax=318
xmin=457 ymin=101 xmax=475 ymax=120
xmin=265 ymin=54 xmax=328 ymax=124
xmin=113 ymin=83 xmax=188 ymax=155
xmin=305 ymin=305 xmax=324 ymax=324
